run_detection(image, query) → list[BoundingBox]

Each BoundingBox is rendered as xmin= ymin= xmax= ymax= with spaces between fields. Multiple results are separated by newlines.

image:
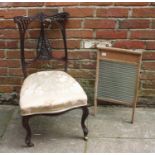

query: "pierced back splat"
xmin=36 ymin=13 xmax=52 ymax=60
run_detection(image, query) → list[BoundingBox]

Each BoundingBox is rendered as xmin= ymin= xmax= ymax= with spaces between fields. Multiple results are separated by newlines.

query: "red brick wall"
xmin=0 ymin=2 xmax=155 ymax=105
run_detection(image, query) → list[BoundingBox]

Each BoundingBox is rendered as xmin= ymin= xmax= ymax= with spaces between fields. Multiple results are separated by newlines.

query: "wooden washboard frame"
xmin=94 ymin=46 xmax=142 ymax=123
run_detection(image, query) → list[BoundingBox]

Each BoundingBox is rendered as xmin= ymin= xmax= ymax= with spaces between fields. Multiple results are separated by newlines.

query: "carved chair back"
xmin=14 ymin=12 xmax=69 ymax=78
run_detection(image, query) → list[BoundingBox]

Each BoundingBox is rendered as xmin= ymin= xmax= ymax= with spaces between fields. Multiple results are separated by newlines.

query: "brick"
xmin=45 ymin=2 xmax=79 ymax=6
xmin=46 ymin=22 xmax=60 ymax=29
xmin=0 ymin=77 xmax=22 ymax=85
xmin=6 ymin=51 xmax=20 ymax=59
xmin=146 ymin=41 xmax=155 ymax=50
xmin=0 ymin=86 xmax=15 ymax=93
xmin=28 ymin=60 xmax=65 ymax=70
xmin=3 ymin=9 xmax=27 ymax=19
xmin=52 ymin=51 xmax=65 ymax=59
xmin=151 ymin=20 xmax=155 ymax=29
xmin=114 ymin=2 xmax=149 ymax=6
xmin=25 ymin=51 xmax=36 ymax=59
xmin=84 ymin=19 xmax=116 ymax=29
xmin=67 ymin=30 xmax=93 ymax=39
xmin=80 ymin=60 xmax=96 ymax=69
xmin=77 ymin=79 xmax=95 ymax=88
xmin=6 ymin=40 xmax=18 ymax=49
xmin=142 ymin=80 xmax=155 ymax=89
xmin=113 ymin=40 xmax=145 ymax=49
xmin=29 ymin=29 xmax=61 ymax=39
xmin=96 ymin=8 xmax=129 ymax=18
xmin=119 ymin=20 xmax=150 ymax=29
xmin=0 ymin=2 xmax=44 ymax=7
xmin=143 ymin=52 xmax=155 ymax=60
xmin=0 ymin=41 xmax=5 ymax=49
xmin=140 ymin=89 xmax=155 ymax=97
xmin=7 ymin=50 xmax=36 ymax=60
xmin=28 ymin=21 xmax=40 ymax=29
xmin=150 ymin=2 xmax=155 ymax=6
xmin=0 ymin=60 xmax=20 ymax=68
xmin=49 ymin=61 xmax=65 ymax=69
xmin=0 ymin=68 xmax=7 ymax=75
xmin=66 ymin=19 xmax=82 ymax=28
xmin=46 ymin=29 xmax=61 ymax=39
xmin=132 ymin=8 xmax=155 ymax=18
xmin=27 ymin=68 xmax=37 ymax=75
xmin=52 ymin=40 xmax=81 ymax=49
xmin=80 ymin=2 xmax=113 ymax=6
xmin=68 ymin=60 xmax=81 ymax=69
xmin=141 ymin=72 xmax=155 ymax=80
xmin=0 ymin=50 xmax=5 ymax=58
xmin=68 ymin=51 xmax=96 ymax=60
xmin=0 ymin=20 xmax=16 ymax=29
xmin=18 ymin=2 xmax=44 ymax=7
xmin=68 ymin=60 xmax=96 ymax=69
xmin=142 ymin=62 xmax=155 ymax=71
xmin=25 ymin=40 xmax=37 ymax=49
xmin=29 ymin=21 xmax=58 ymax=30
xmin=0 ymin=2 xmax=13 ymax=7
xmin=0 ymin=60 xmax=7 ymax=67
xmin=138 ymin=97 xmax=155 ymax=106
xmin=0 ymin=30 xmax=19 ymax=39
xmin=96 ymin=30 xmax=127 ymax=39
xmin=8 ymin=68 xmax=23 ymax=76
xmin=28 ymin=9 xmax=58 ymax=16
xmin=130 ymin=30 xmax=155 ymax=39
xmin=0 ymin=2 xmax=154 ymax=99
xmin=83 ymin=40 xmax=111 ymax=49
xmin=0 ymin=10 xmax=4 ymax=17
xmin=8 ymin=60 xmax=21 ymax=68
xmin=14 ymin=85 xmax=21 ymax=93
xmin=68 ymin=69 xmax=96 ymax=78
xmin=25 ymin=60 xmax=46 ymax=69
xmin=63 ymin=8 xmax=93 ymax=17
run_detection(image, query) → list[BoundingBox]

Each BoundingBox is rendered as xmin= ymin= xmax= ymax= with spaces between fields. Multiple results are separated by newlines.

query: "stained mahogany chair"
xmin=14 ymin=12 xmax=89 ymax=147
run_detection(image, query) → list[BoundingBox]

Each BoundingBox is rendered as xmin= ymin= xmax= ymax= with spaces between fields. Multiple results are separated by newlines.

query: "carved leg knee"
xmin=22 ymin=116 xmax=34 ymax=147
xmin=81 ymin=106 xmax=89 ymax=141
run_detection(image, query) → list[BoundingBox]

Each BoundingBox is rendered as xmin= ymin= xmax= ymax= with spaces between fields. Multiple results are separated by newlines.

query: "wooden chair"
xmin=14 ymin=12 xmax=89 ymax=147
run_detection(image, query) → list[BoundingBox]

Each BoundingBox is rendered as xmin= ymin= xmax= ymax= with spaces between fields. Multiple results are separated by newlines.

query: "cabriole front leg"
xmin=81 ymin=106 xmax=89 ymax=141
xmin=22 ymin=116 xmax=34 ymax=147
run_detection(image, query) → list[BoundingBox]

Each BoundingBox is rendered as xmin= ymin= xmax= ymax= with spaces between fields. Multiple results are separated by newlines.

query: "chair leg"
xmin=22 ymin=116 xmax=34 ymax=147
xmin=81 ymin=106 xmax=89 ymax=141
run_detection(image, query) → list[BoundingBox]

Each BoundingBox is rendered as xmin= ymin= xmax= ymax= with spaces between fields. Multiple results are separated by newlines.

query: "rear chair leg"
xmin=81 ymin=106 xmax=89 ymax=140
xmin=22 ymin=116 xmax=34 ymax=147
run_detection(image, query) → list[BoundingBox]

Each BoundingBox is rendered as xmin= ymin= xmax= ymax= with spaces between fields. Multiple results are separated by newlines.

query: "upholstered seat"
xmin=20 ymin=71 xmax=87 ymax=116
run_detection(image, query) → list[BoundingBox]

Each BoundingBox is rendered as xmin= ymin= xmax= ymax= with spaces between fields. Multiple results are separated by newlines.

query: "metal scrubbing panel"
xmin=97 ymin=60 xmax=138 ymax=104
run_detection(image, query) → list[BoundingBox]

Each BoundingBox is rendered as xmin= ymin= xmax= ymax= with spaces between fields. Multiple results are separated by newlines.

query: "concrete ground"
xmin=0 ymin=105 xmax=155 ymax=153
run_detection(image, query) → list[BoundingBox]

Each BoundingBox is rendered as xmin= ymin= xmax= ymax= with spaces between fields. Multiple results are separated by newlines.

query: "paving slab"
xmin=88 ymin=107 xmax=155 ymax=139
xmin=87 ymin=106 xmax=155 ymax=153
xmin=0 ymin=105 xmax=15 ymax=140
xmin=0 ymin=107 xmax=87 ymax=153
xmin=0 ymin=105 xmax=155 ymax=153
xmin=87 ymin=138 xmax=155 ymax=153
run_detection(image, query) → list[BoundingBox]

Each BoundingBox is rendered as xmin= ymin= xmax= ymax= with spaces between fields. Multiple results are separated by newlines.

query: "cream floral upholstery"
xmin=20 ymin=71 xmax=87 ymax=116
